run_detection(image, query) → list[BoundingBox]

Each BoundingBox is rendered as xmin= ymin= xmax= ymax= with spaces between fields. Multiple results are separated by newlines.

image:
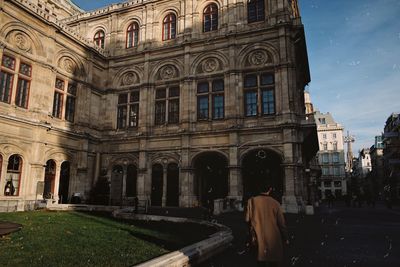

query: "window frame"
xmin=155 ymin=86 xmax=180 ymax=125
xmin=94 ymin=30 xmax=105 ymax=49
xmin=117 ymin=90 xmax=140 ymax=129
xmin=0 ymin=54 xmax=16 ymax=104
xmin=5 ymin=154 xmax=23 ymax=196
xmin=162 ymin=13 xmax=177 ymax=41
xmin=243 ymin=72 xmax=275 ymax=117
xmin=247 ymin=0 xmax=265 ymax=23
xmin=203 ymin=3 xmax=218 ymax=32
xmin=126 ymin=22 xmax=139 ymax=48
xmin=52 ymin=78 xmax=78 ymax=122
xmin=197 ymin=79 xmax=225 ymax=121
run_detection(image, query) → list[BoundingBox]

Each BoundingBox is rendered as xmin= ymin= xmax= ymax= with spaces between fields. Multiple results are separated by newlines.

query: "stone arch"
xmin=239 ymin=145 xmax=284 ymax=165
xmin=196 ymin=0 xmax=223 ymax=13
xmin=150 ymin=153 xmax=180 ymax=166
xmin=54 ymin=50 xmax=86 ymax=79
xmin=150 ymin=60 xmax=183 ymax=83
xmin=238 ymin=42 xmax=279 ymax=68
xmin=88 ymin=25 xmax=108 ymax=40
xmin=120 ymin=16 xmax=143 ymax=32
xmin=113 ymin=68 xmax=142 ymax=88
xmin=155 ymin=7 xmax=181 ymax=23
xmin=1 ymin=22 xmax=45 ymax=56
xmin=108 ymin=155 xmax=138 ymax=171
xmin=0 ymin=142 xmax=27 ymax=162
xmin=190 ymin=51 xmax=228 ymax=75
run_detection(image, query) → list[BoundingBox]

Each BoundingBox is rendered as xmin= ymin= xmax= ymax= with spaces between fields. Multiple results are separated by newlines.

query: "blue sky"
xmin=73 ymin=0 xmax=400 ymax=153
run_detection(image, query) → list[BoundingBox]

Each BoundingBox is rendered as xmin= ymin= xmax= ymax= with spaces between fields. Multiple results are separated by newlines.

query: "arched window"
xmin=126 ymin=22 xmax=139 ymax=48
xmin=248 ymin=0 xmax=265 ymax=23
xmin=163 ymin=13 xmax=176 ymax=41
xmin=5 ymin=154 xmax=22 ymax=196
xmin=93 ymin=30 xmax=105 ymax=49
xmin=203 ymin=4 xmax=218 ymax=32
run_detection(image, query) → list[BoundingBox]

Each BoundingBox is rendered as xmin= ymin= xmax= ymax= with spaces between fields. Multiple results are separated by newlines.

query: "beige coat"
xmin=245 ymin=194 xmax=288 ymax=262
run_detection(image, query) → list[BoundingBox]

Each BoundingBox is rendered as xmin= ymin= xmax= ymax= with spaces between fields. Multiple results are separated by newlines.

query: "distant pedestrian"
xmin=245 ymin=183 xmax=289 ymax=267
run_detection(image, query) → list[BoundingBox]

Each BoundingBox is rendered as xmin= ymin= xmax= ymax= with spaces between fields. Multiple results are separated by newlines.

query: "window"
xmin=322 ymin=133 xmax=327 ymax=139
xmin=248 ymin=0 xmax=265 ymax=23
xmin=203 ymin=4 xmax=218 ymax=32
xmin=163 ymin=13 xmax=176 ymax=41
xmin=332 ymin=133 xmax=337 ymax=139
xmin=15 ymin=62 xmax=32 ymax=108
xmin=0 ymin=55 xmax=16 ymax=104
xmin=323 ymin=143 xmax=328 ymax=151
xmin=333 ymin=142 xmax=338 ymax=151
xmin=244 ymin=73 xmax=275 ymax=117
xmin=323 ymin=180 xmax=331 ymax=187
xmin=333 ymin=167 xmax=340 ymax=176
xmin=322 ymin=153 xmax=329 ymax=163
xmin=94 ymin=30 xmax=105 ymax=49
xmin=155 ymin=86 xmax=179 ymax=125
xmin=197 ymin=79 xmax=224 ymax=120
xmin=319 ymin=118 xmax=326 ymax=124
xmin=322 ymin=167 xmax=329 ymax=176
xmin=332 ymin=152 xmax=339 ymax=163
xmin=126 ymin=22 xmax=139 ymax=48
xmin=4 ymin=154 xmax=22 ymax=196
xmin=52 ymin=78 xmax=77 ymax=121
xmin=117 ymin=90 xmax=140 ymax=129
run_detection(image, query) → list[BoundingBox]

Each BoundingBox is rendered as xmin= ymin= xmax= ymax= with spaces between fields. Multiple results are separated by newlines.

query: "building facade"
xmin=368 ymin=136 xmax=384 ymax=199
xmin=314 ymin=111 xmax=347 ymax=199
xmin=0 ymin=0 xmax=316 ymax=212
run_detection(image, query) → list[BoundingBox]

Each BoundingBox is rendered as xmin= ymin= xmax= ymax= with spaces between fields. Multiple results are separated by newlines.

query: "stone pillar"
xmin=93 ymin=152 xmax=101 ymax=186
xmin=53 ymin=162 xmax=61 ymax=203
xmin=137 ymin=148 xmax=147 ymax=202
xmin=228 ymin=137 xmax=242 ymax=200
xmin=162 ymin=165 xmax=167 ymax=207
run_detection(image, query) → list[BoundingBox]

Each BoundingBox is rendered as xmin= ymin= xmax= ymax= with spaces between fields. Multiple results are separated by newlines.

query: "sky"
xmin=72 ymin=0 xmax=400 ymax=153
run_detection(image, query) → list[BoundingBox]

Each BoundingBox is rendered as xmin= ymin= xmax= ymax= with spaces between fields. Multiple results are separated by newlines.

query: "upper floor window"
xmin=126 ymin=22 xmax=139 ymax=48
xmin=244 ymin=73 xmax=275 ymax=117
xmin=52 ymin=78 xmax=77 ymax=122
xmin=323 ymin=143 xmax=328 ymax=151
xmin=155 ymin=86 xmax=179 ymax=125
xmin=248 ymin=0 xmax=265 ymax=23
xmin=203 ymin=4 xmax=218 ymax=32
xmin=94 ymin=30 xmax=105 ymax=49
xmin=332 ymin=152 xmax=339 ymax=163
xmin=322 ymin=153 xmax=329 ymax=163
xmin=332 ymin=133 xmax=337 ymax=139
xmin=117 ymin=90 xmax=140 ymax=129
xmin=163 ymin=13 xmax=176 ymax=41
xmin=332 ymin=142 xmax=338 ymax=151
xmin=197 ymin=79 xmax=224 ymax=120
xmin=0 ymin=55 xmax=32 ymax=108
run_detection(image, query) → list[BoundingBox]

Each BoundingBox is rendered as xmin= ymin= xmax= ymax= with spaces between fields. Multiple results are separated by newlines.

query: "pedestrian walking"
xmin=245 ymin=183 xmax=289 ymax=267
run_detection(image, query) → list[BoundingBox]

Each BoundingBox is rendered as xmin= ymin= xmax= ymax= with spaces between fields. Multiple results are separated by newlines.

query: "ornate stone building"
xmin=0 ymin=0 xmax=316 ymax=212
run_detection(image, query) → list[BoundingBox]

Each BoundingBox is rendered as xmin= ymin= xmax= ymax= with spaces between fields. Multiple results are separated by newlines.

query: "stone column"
xmin=53 ymin=162 xmax=61 ymax=203
xmin=93 ymin=152 xmax=101 ymax=186
xmin=162 ymin=165 xmax=167 ymax=207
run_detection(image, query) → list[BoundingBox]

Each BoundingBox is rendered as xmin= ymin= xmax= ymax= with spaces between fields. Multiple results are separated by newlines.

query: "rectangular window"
xmin=198 ymin=95 xmax=209 ymax=120
xmin=333 ymin=142 xmax=338 ymax=151
xmin=52 ymin=78 xmax=78 ymax=121
xmin=155 ymin=87 xmax=179 ymax=125
xmin=1 ymin=55 xmax=16 ymax=70
xmin=117 ymin=91 xmax=140 ymax=129
xmin=333 ymin=167 xmax=340 ymax=176
xmin=65 ymin=84 xmax=77 ymax=122
xmin=15 ymin=62 xmax=32 ymax=108
xmin=244 ymin=73 xmax=275 ymax=117
xmin=155 ymin=101 xmax=166 ymax=125
xmin=323 ymin=143 xmax=328 ymax=150
xmin=197 ymin=79 xmax=224 ymax=120
xmin=334 ymin=181 xmax=342 ymax=187
xmin=323 ymin=180 xmax=331 ymax=187
xmin=52 ymin=91 xmax=63 ymax=118
xmin=168 ymin=99 xmax=179 ymax=124
xmin=332 ymin=153 xmax=339 ymax=163
xmin=0 ymin=71 xmax=13 ymax=103
xmin=322 ymin=154 xmax=329 ymax=163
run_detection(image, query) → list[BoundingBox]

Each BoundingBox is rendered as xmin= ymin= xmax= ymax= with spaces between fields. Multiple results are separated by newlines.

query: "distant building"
xmin=358 ymin=148 xmax=372 ymax=178
xmin=313 ymin=111 xmax=347 ymax=199
xmin=383 ymin=113 xmax=400 ymax=200
xmin=369 ymin=136 xmax=384 ymax=197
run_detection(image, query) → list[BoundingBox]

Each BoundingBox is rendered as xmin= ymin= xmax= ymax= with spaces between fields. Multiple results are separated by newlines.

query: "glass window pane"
xmin=130 ymin=91 xmax=140 ymax=102
xmin=212 ymin=80 xmax=224 ymax=92
xmin=16 ymin=79 xmax=30 ymax=108
xmin=117 ymin=106 xmax=127 ymax=128
xmin=2 ymin=55 xmax=15 ymax=70
xmin=0 ymin=71 xmax=13 ymax=103
xmin=212 ymin=94 xmax=224 ymax=119
xmin=169 ymin=87 xmax=179 ymax=97
xmin=197 ymin=82 xmax=209 ymax=93
xmin=244 ymin=75 xmax=257 ymax=87
xmin=129 ymin=103 xmax=139 ymax=127
xmin=66 ymin=96 xmax=75 ymax=122
xmin=168 ymin=99 xmax=179 ymax=123
xmin=55 ymin=78 xmax=64 ymax=90
xmin=262 ymin=89 xmax=275 ymax=115
xmin=197 ymin=96 xmax=209 ymax=119
xmin=52 ymin=91 xmax=63 ymax=118
xmin=19 ymin=63 xmax=32 ymax=76
xmin=155 ymin=101 xmax=166 ymax=125
xmin=261 ymin=73 xmax=274 ymax=85
xmin=156 ymin=88 xmax=166 ymax=99
xmin=67 ymin=84 xmax=77 ymax=95
xmin=245 ymin=91 xmax=257 ymax=116
xmin=118 ymin=93 xmax=128 ymax=104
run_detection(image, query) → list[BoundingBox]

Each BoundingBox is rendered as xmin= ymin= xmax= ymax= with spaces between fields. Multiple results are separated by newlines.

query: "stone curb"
xmin=113 ymin=208 xmax=234 ymax=267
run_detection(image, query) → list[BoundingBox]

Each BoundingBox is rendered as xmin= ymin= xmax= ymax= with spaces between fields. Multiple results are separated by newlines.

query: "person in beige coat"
xmin=245 ymin=185 xmax=289 ymax=267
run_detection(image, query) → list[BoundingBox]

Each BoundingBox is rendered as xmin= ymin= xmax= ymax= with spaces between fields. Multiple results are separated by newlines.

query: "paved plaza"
xmin=198 ymin=202 xmax=400 ymax=267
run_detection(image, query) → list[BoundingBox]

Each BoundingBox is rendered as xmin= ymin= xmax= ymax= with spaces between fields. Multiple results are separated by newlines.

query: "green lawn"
xmin=0 ymin=211 xmax=215 ymax=267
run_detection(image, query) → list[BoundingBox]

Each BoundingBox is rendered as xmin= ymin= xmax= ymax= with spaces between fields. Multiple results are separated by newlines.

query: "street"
xmin=199 ymin=202 xmax=400 ymax=267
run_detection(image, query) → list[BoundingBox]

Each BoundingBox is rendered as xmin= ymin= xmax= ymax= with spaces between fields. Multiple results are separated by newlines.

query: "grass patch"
xmin=0 ymin=211 xmax=215 ymax=267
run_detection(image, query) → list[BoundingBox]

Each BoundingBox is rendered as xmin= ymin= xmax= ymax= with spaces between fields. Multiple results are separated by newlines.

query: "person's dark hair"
xmin=263 ymin=180 xmax=274 ymax=193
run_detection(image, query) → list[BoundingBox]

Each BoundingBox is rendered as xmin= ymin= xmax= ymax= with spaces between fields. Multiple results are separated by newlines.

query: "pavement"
xmin=196 ymin=202 xmax=400 ymax=267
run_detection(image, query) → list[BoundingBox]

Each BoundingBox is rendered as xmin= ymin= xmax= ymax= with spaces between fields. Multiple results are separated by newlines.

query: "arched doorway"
xmin=5 ymin=154 xmax=22 ymax=196
xmin=166 ymin=163 xmax=179 ymax=206
xmin=242 ymin=149 xmax=283 ymax=202
xmin=193 ymin=152 xmax=228 ymax=206
xmin=43 ymin=160 xmax=56 ymax=199
xmin=110 ymin=165 xmax=123 ymax=205
xmin=151 ymin=164 xmax=163 ymax=206
xmin=58 ymin=161 xmax=70 ymax=203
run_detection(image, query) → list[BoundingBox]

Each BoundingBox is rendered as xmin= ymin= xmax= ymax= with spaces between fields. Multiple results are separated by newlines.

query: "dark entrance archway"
xmin=166 ymin=163 xmax=179 ymax=206
xmin=58 ymin=161 xmax=70 ymax=204
xmin=151 ymin=164 xmax=163 ymax=206
xmin=242 ymin=149 xmax=283 ymax=202
xmin=193 ymin=152 xmax=228 ymax=206
xmin=110 ymin=165 xmax=123 ymax=205
xmin=44 ymin=160 xmax=56 ymax=199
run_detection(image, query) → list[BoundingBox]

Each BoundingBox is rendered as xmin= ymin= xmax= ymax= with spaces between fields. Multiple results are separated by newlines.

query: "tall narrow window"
xmin=203 ymin=4 xmax=218 ymax=32
xmin=65 ymin=83 xmax=76 ymax=122
xmin=0 ymin=55 xmax=15 ymax=104
xmin=155 ymin=86 xmax=179 ymax=125
xmin=197 ymin=79 xmax=224 ymax=120
xmin=243 ymin=73 xmax=275 ymax=117
xmin=117 ymin=90 xmax=140 ymax=129
xmin=248 ymin=0 xmax=265 ymax=23
xmin=15 ymin=62 xmax=32 ymax=108
xmin=52 ymin=78 xmax=64 ymax=119
xmin=126 ymin=22 xmax=139 ymax=48
xmin=94 ymin=30 xmax=105 ymax=49
xmin=163 ymin=13 xmax=176 ymax=41
xmin=5 ymin=154 xmax=22 ymax=196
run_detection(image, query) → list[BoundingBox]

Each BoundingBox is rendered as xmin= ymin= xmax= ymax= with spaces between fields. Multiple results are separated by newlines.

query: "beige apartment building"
xmin=0 ymin=0 xmax=316 ymax=213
